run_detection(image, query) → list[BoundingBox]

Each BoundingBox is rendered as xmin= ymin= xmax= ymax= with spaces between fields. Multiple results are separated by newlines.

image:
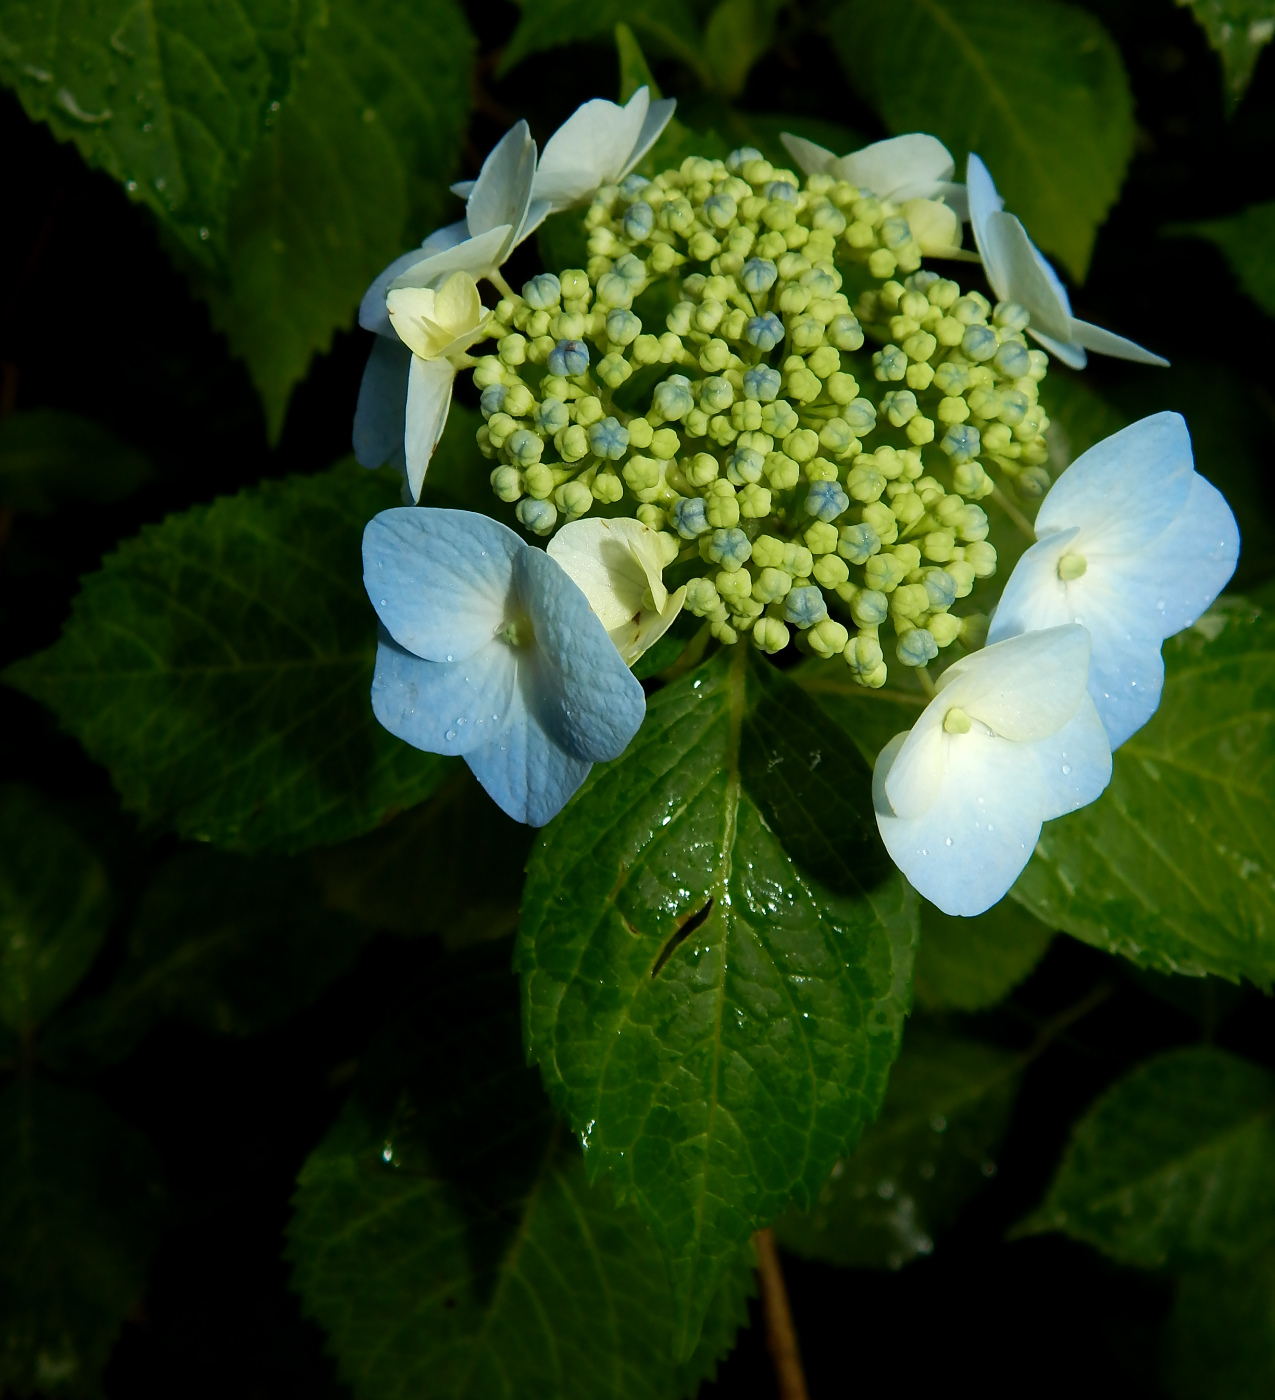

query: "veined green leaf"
xmin=1175 ymin=0 xmax=1275 ymax=110
xmin=1013 ymin=599 xmax=1275 ymax=988
xmin=5 ymin=459 xmax=452 ymax=854
xmin=518 ymin=646 xmax=917 ymax=1353
xmin=287 ymin=947 xmax=752 ymax=1400
xmin=776 ymin=1027 xmax=1020 ymax=1268
xmin=914 ymin=899 xmax=1053 ymax=1012
xmin=1017 ymin=1046 xmax=1275 ymax=1267
xmin=831 ymin=0 xmax=1134 ymax=281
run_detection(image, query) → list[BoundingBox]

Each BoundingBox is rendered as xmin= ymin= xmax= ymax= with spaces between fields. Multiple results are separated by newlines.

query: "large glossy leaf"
xmin=0 ymin=785 xmax=111 ymax=1037
xmin=5 ymin=459 xmax=451 ymax=854
xmin=1164 ymin=1248 xmax=1275 ymax=1400
xmin=0 ymin=0 xmax=292 ymax=261
xmin=1018 ymin=1046 xmax=1275 ymax=1268
xmin=0 ymin=411 xmax=152 ymax=515
xmin=913 ymin=899 xmax=1053 ymax=1012
xmin=500 ymin=0 xmax=706 ymax=80
xmin=287 ymin=947 xmax=751 ymax=1400
xmin=518 ymin=647 xmax=918 ymax=1353
xmin=196 ymin=0 xmax=474 ymax=438
xmin=42 ymin=845 xmax=369 ymax=1070
xmin=1178 ymin=201 xmax=1275 ymax=318
xmin=1013 ymin=599 xmax=1275 ymax=988
xmin=0 ymin=1080 xmax=164 ymax=1397
xmin=1176 ymin=0 xmax=1275 ymax=110
xmin=775 ymin=1027 xmax=1020 ymax=1268
xmin=831 ymin=0 xmax=1134 ymax=280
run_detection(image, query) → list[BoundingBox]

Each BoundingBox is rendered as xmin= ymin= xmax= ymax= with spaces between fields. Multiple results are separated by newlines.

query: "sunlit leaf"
xmin=775 ymin=1027 xmax=1020 ymax=1268
xmin=1175 ymin=0 xmax=1275 ymax=110
xmin=5 ymin=459 xmax=451 ymax=854
xmin=518 ymin=647 xmax=917 ymax=1353
xmin=1013 ymin=599 xmax=1275 ymax=988
xmin=287 ymin=947 xmax=752 ymax=1400
xmin=831 ymin=0 xmax=1134 ymax=280
xmin=0 ymin=411 xmax=152 ymax=515
xmin=1018 ymin=1046 xmax=1275 ymax=1267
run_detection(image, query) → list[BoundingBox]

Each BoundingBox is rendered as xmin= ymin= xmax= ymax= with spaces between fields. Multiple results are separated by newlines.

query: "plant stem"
xmin=991 ymin=484 xmax=1037 ymax=542
xmin=754 ymin=1227 xmax=809 ymax=1400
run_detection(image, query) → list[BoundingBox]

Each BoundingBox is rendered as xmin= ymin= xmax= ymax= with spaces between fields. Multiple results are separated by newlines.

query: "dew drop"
xmin=445 ymin=653 xmax=453 ymax=662
xmin=455 ymin=717 xmax=466 ymax=726
xmin=126 ymin=179 xmax=138 ymax=192
xmin=198 ymin=226 xmax=209 ymax=240
xmin=445 ymin=728 xmax=457 ymax=740
xmin=945 ymin=837 xmax=952 ymax=846
xmin=1061 ymin=764 xmax=1071 ymax=775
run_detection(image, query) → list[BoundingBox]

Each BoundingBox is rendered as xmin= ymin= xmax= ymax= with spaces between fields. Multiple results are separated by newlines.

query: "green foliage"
xmin=0 ymin=1080 xmax=164 ymax=1396
xmin=831 ymin=0 xmax=1134 ymax=280
xmin=1019 ymin=1046 xmax=1275 ymax=1268
xmin=1175 ymin=0 xmax=1275 ymax=110
xmin=0 ymin=412 xmax=152 ymax=515
xmin=1177 ymin=201 xmax=1275 ymax=318
xmin=701 ymin=0 xmax=785 ymax=98
xmin=194 ymin=0 xmax=474 ymax=439
xmin=0 ymin=786 xmax=111 ymax=1038
xmin=43 ymin=845 xmax=369 ymax=1069
xmin=1043 ymin=370 xmax=1132 ymax=470
xmin=518 ymin=647 xmax=917 ymax=1353
xmin=1164 ymin=1248 xmax=1275 ymax=1400
xmin=5 ymin=459 xmax=451 ymax=854
xmin=1014 ymin=599 xmax=1275 ymax=987
xmin=288 ymin=946 xmax=752 ymax=1400
xmin=775 ymin=1028 xmax=1020 ymax=1268
xmin=913 ymin=899 xmax=1053 ymax=1012
xmin=502 ymin=0 xmax=707 ymax=82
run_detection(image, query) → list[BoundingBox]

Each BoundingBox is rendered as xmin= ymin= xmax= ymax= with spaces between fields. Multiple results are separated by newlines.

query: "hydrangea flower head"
xmin=364 ymin=509 xmax=646 ymax=825
xmin=873 ymin=625 xmax=1112 ymax=915
xmin=988 ymin=412 xmax=1239 ymax=747
xmin=966 ymin=154 xmax=1168 ymax=370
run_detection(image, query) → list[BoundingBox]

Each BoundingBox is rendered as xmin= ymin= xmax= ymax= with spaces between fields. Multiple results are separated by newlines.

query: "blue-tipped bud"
xmin=620 ymin=172 xmax=650 ymax=197
xmin=741 ymin=258 xmax=779 ymax=295
xmin=940 ymin=424 xmax=981 ymax=464
xmin=843 ymin=398 xmax=878 ymax=435
xmin=535 ymin=398 xmax=570 ymax=434
xmin=706 ymin=527 xmax=753 ymax=569
xmin=480 ymin=383 xmax=507 ymax=417
xmin=784 ymin=585 xmax=828 ymax=628
xmin=828 ymin=314 xmax=864 ymax=351
xmin=588 ymin=416 xmax=630 ymax=460
xmin=506 ymin=428 xmax=544 ymax=467
xmin=922 ymin=568 xmax=958 ymax=609
xmin=728 ymin=446 xmax=765 ymax=485
xmin=672 ymin=496 xmax=711 ymax=538
xmin=805 ymin=480 xmax=851 ymax=523
xmin=746 ymin=313 xmax=785 ymax=351
xmin=703 ymin=193 xmax=737 ymax=228
xmin=613 ymin=253 xmax=647 ymax=289
xmin=743 ymin=365 xmax=782 ymax=401
xmin=961 ymin=324 xmax=998 ymax=362
xmin=993 ymin=340 xmax=1031 ymax=378
xmin=654 ymin=376 xmax=695 ymax=421
xmin=873 ymin=345 xmax=907 ymax=381
xmin=838 ymin=522 xmax=880 ymax=565
xmin=623 ymin=201 xmax=655 ymax=241
xmin=606 ymin=308 xmax=642 ymax=345
xmin=850 ymin=589 xmax=889 ymax=627
xmin=727 ymin=146 xmax=764 ymax=173
xmin=765 ymin=180 xmax=799 ymax=204
xmin=516 ymin=497 xmax=557 ymax=534
xmin=523 ymin=273 xmax=561 ymax=311
xmin=897 ymin=628 xmax=939 ymax=666
xmin=880 ymin=215 xmax=911 ymax=250
xmin=700 ymin=376 xmax=734 ymax=413
xmin=548 ymin=339 xmax=590 ymax=376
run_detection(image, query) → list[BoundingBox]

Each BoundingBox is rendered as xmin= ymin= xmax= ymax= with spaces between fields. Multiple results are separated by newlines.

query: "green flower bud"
xmin=865 ymin=553 xmax=908 ymax=593
xmin=804 ymin=521 xmax=839 ymax=554
xmin=555 ymin=425 xmax=590 ymax=463
xmin=686 ymin=576 xmax=723 ymax=616
xmin=752 ymin=617 xmax=791 ymax=653
xmin=844 ymin=633 xmax=885 ymax=680
xmin=596 ymin=353 xmax=633 ymax=388
xmin=738 ymin=483 xmax=772 ymax=517
xmin=846 ymin=462 xmax=886 ymax=503
xmin=516 ymin=497 xmax=557 ymax=534
xmin=959 ymin=613 xmax=990 ymax=648
xmin=490 ymin=466 xmax=522 ymax=502
xmin=862 ymin=501 xmax=898 ymax=544
xmin=808 ymin=618 xmax=849 ymax=659
xmin=783 ymin=428 xmax=820 ymax=462
xmin=813 ymin=553 xmax=850 ymax=589
xmin=964 ymin=540 xmax=997 ymax=576
xmin=623 ymin=456 xmax=663 ymax=492
xmin=763 ymin=453 xmax=800 ymax=490
xmin=555 ymin=480 xmax=593 ymax=517
xmin=762 ymin=401 xmax=800 ymax=438
xmin=850 ymin=589 xmax=889 ymax=627
xmin=753 ymin=566 xmax=793 ymax=604
xmin=700 ymin=338 xmax=733 ymax=372
xmin=891 ymin=582 xmax=930 ymax=620
xmin=592 ymin=470 xmax=624 ymax=503
xmin=928 ymin=612 xmax=962 ymax=648
xmin=705 ymin=482 xmax=741 ymax=529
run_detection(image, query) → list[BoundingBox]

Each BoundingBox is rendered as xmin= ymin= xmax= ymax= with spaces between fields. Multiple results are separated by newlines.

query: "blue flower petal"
xmin=353 ymin=338 xmax=410 ymax=472
xmin=357 ymin=223 xmax=468 ymax=336
xmin=370 ymin=629 xmax=518 ymax=757
xmin=363 ymin=508 xmax=522 ymax=661
xmin=515 ymin=547 xmax=646 ymax=762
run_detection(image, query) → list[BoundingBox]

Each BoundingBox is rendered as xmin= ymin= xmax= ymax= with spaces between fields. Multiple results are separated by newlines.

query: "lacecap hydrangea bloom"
xmin=357 ymin=97 xmax=1239 ymax=911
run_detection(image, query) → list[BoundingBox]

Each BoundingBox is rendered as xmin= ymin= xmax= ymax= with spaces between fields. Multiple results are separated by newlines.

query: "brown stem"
xmin=754 ymin=1227 xmax=809 ymax=1400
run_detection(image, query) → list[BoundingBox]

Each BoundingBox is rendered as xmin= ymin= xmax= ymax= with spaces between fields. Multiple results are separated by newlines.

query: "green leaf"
xmin=5 ymin=459 xmax=452 ymax=854
xmin=0 ymin=1079 xmax=164 ymax=1397
xmin=43 ymin=844 xmax=369 ymax=1069
xmin=1164 ymin=1248 xmax=1275 ymax=1400
xmin=775 ymin=1028 xmax=1020 ymax=1268
xmin=913 ymin=898 xmax=1053 ymax=1012
xmin=500 ymin=0 xmax=707 ymax=82
xmin=1018 ymin=1046 xmax=1275 ymax=1268
xmin=0 ymin=411 xmax=152 ymax=515
xmin=701 ymin=0 xmax=784 ymax=97
xmin=830 ymin=0 xmax=1134 ymax=280
xmin=517 ymin=646 xmax=917 ymax=1353
xmin=0 ymin=0 xmax=288 ymax=262
xmin=195 ymin=0 xmax=474 ymax=438
xmin=0 ymin=785 xmax=111 ymax=1038
xmin=1175 ymin=201 xmax=1275 ymax=318
xmin=1175 ymin=0 xmax=1275 ymax=110
xmin=1043 ymin=369 xmax=1132 ymax=471
xmin=1013 ymin=598 xmax=1275 ymax=988
xmin=316 ymin=767 xmax=533 ymax=948
xmin=287 ymin=946 xmax=752 ymax=1400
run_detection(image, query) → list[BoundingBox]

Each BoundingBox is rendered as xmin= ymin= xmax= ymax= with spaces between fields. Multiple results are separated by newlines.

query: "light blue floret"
xmin=838 ymin=522 xmax=880 ymax=565
xmin=517 ymin=498 xmax=556 ymax=533
xmin=620 ymin=172 xmax=650 ymax=197
xmin=741 ymin=258 xmax=778 ymax=295
xmin=588 ymin=417 xmax=630 ymax=459
xmin=805 ymin=481 xmax=850 ymax=522
xmin=961 ymin=325 xmax=997 ymax=362
xmin=705 ymin=528 xmax=752 ymax=569
xmin=727 ymin=147 xmax=763 ymax=173
xmin=535 ymin=398 xmax=570 ymax=434
xmin=363 ymin=508 xmax=645 ymax=826
xmin=728 ymin=446 xmax=765 ymax=484
xmin=746 ymin=314 xmax=785 ymax=352
xmin=672 ymin=497 xmax=710 ymax=538
xmin=506 ymin=429 xmax=542 ymax=467
xmin=941 ymin=424 xmax=981 ymax=464
xmin=743 ymin=365 xmax=782 ymax=402
xmin=923 ymin=568 xmax=958 ymax=609
xmin=764 ymin=181 xmax=799 ymax=204
xmin=623 ymin=202 xmax=655 ymax=241
xmin=654 ymin=376 xmax=695 ymax=421
xmin=898 ymin=628 xmax=939 ymax=666
xmin=523 ymin=273 xmax=561 ymax=311
xmin=843 ymin=398 xmax=877 ymax=434
xmin=548 ymin=339 xmax=590 ymax=376
xmin=994 ymin=341 xmax=1031 ymax=378
xmin=480 ymin=383 xmax=507 ymax=416
xmin=784 ymin=586 xmax=828 ymax=628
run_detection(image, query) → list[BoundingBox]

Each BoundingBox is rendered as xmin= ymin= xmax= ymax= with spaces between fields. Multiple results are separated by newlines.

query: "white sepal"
xmin=533 ymin=89 xmax=677 ymax=211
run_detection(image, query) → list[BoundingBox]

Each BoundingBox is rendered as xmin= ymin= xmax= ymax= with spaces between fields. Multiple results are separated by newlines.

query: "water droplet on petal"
xmin=446 ymin=653 xmax=453 ymax=662
xmin=1061 ymin=764 xmax=1071 ymax=775
xmin=445 ymin=729 xmax=457 ymax=740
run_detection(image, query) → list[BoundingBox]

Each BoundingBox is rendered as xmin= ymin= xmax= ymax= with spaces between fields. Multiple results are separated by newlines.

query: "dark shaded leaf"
xmin=1164 ymin=1247 xmax=1275 ymax=1400
xmin=914 ymin=899 xmax=1053 ymax=1012
xmin=0 ymin=412 xmax=152 ymax=515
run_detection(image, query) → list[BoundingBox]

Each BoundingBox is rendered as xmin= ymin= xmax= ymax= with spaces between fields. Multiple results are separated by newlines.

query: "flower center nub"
xmin=498 ymin=612 xmax=535 ymax=648
xmin=942 ymin=706 xmax=972 ymax=734
xmin=1057 ymin=552 xmax=1088 ymax=581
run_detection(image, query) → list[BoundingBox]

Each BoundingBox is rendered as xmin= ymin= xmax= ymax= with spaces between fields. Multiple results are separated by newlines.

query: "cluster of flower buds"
xmin=466 ymin=147 xmax=1061 ymax=686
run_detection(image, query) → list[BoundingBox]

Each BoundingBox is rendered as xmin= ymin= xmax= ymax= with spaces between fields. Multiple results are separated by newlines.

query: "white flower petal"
xmin=623 ymin=96 xmax=677 ymax=178
xmin=839 ymin=133 xmax=956 ymax=200
xmin=1026 ymin=327 xmax=1088 ymax=370
xmin=466 ymin=120 xmax=537 ymax=244
xmin=1026 ymin=696 xmax=1113 ymax=819
xmin=965 ymin=154 xmax=1004 ymax=262
xmin=404 ymin=356 xmax=456 ymax=501
xmin=353 ymin=337 xmax=411 ymax=471
xmin=981 ymin=211 xmax=1074 ymax=338
xmin=1071 ymin=318 xmax=1170 ymax=367
xmin=615 ymin=585 xmax=686 ymax=667
xmin=780 ymin=133 xmax=838 ymax=176
xmin=534 ymin=90 xmax=652 ymax=210
xmin=386 ymin=224 xmax=513 ymax=293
